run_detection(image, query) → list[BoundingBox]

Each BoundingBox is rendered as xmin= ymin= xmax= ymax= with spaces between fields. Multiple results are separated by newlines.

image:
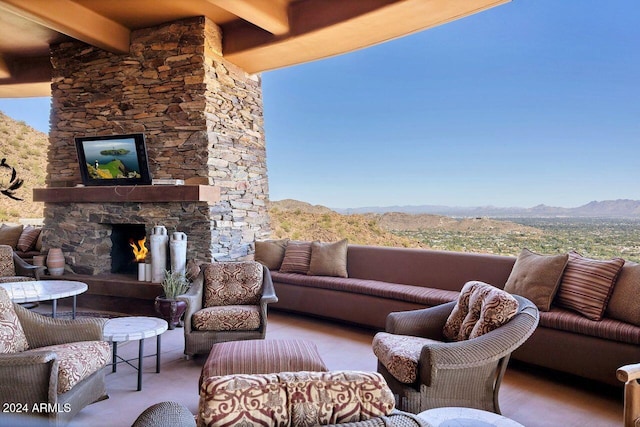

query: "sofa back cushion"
xmin=443 ymin=281 xmax=519 ymax=341
xmin=308 ymin=239 xmax=348 ymax=278
xmin=279 ymin=241 xmax=314 ymax=274
xmin=0 ymin=287 xmax=29 ymax=353
xmin=606 ymin=262 xmax=640 ymax=326
xmin=255 ymin=238 xmax=289 ymax=270
xmin=0 ymin=224 xmax=23 ymax=249
xmin=503 ymin=249 xmax=568 ymax=311
xmin=16 ymin=226 xmax=42 ymax=252
xmin=555 ymin=251 xmax=624 ymax=321
xmin=198 ymin=371 xmax=394 ymax=427
xmin=203 ymin=262 xmax=263 ymax=307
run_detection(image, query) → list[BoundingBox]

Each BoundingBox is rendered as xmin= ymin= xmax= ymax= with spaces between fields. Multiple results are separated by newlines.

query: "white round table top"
xmin=418 ymin=407 xmax=524 ymax=427
xmin=0 ymin=280 xmax=88 ymax=303
xmin=103 ymin=316 xmax=168 ymax=342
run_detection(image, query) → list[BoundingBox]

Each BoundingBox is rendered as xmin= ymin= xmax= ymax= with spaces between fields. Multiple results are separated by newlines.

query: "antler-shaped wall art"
xmin=0 ymin=158 xmax=24 ymax=201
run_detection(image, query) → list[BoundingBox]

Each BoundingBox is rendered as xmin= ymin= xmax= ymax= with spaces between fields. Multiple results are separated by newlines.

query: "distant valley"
xmin=336 ymin=199 xmax=640 ymax=218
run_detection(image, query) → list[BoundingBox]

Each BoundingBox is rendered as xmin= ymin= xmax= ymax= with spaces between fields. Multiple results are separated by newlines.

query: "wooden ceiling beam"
xmin=0 ymin=0 xmax=130 ymax=53
xmin=0 ymin=55 xmax=9 ymax=79
xmin=224 ymin=0 xmax=511 ymax=74
xmin=206 ymin=0 xmax=289 ymax=35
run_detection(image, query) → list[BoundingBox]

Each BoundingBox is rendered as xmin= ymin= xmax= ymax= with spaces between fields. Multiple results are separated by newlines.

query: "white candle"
xmin=138 ymin=263 xmax=146 ymax=281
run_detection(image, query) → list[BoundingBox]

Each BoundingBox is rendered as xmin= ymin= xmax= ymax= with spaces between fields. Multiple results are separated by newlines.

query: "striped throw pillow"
xmin=16 ymin=226 xmax=41 ymax=252
xmin=279 ymin=241 xmax=314 ymax=274
xmin=555 ymin=251 xmax=624 ymax=320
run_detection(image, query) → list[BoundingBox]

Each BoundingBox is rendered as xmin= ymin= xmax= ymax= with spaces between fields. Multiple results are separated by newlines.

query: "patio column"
xmin=45 ymin=16 xmax=269 ymax=273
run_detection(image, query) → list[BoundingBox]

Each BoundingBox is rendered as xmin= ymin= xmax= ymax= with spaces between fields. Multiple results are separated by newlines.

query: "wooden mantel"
xmin=33 ymin=185 xmax=220 ymax=203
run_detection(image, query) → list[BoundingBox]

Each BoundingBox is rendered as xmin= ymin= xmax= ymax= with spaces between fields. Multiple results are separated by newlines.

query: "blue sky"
xmin=1 ymin=0 xmax=639 ymax=209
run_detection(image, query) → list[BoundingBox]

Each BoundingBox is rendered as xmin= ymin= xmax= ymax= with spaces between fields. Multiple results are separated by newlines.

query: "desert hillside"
xmin=0 ymin=111 xmax=48 ymax=222
xmin=268 ymin=200 xmax=423 ymax=247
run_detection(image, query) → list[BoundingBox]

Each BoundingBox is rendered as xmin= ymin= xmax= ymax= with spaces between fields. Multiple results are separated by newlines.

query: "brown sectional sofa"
xmin=268 ymin=244 xmax=640 ymax=386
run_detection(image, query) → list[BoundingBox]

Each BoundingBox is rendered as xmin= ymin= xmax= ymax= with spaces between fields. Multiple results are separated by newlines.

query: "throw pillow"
xmin=555 ymin=251 xmax=624 ymax=321
xmin=16 ymin=226 xmax=41 ymax=252
xmin=0 ymin=224 xmax=23 ymax=248
xmin=443 ymin=281 xmax=519 ymax=341
xmin=307 ymin=239 xmax=348 ymax=278
xmin=0 ymin=287 xmax=29 ymax=353
xmin=255 ymin=238 xmax=289 ymax=270
xmin=279 ymin=241 xmax=314 ymax=274
xmin=606 ymin=262 xmax=640 ymax=326
xmin=504 ymin=248 xmax=569 ymax=311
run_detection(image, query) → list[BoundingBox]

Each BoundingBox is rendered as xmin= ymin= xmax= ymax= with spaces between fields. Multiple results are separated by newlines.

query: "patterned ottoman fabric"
xmin=192 ymin=305 xmax=261 ymax=331
xmin=198 ymin=371 xmax=395 ymax=427
xmin=372 ymin=332 xmax=438 ymax=384
xmin=200 ymin=339 xmax=328 ymax=387
xmin=32 ymin=340 xmax=111 ymax=394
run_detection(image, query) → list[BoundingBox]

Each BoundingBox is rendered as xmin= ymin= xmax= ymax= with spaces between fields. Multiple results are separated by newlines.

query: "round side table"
xmin=418 ymin=407 xmax=524 ymax=427
xmin=103 ymin=316 xmax=168 ymax=391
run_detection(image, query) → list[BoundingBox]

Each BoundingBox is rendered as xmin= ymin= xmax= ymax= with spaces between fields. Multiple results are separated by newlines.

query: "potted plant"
xmin=154 ymin=270 xmax=190 ymax=329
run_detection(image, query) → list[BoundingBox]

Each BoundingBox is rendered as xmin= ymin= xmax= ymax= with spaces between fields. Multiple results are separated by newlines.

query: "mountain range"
xmin=336 ymin=199 xmax=640 ymax=218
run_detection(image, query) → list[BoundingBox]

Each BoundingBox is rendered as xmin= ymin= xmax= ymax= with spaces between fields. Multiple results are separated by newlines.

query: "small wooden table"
xmin=0 ymin=280 xmax=88 ymax=318
xmin=103 ymin=316 xmax=168 ymax=391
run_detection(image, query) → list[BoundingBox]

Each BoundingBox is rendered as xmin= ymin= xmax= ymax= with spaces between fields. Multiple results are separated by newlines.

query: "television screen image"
xmin=75 ymin=133 xmax=152 ymax=186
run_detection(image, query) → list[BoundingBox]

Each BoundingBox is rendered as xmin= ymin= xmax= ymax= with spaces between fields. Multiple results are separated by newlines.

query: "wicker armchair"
xmin=0 ymin=288 xmax=110 ymax=426
xmin=618 ymin=363 xmax=640 ymax=427
xmin=374 ymin=294 xmax=539 ymax=414
xmin=178 ymin=261 xmax=278 ymax=358
xmin=0 ymin=244 xmax=44 ymax=283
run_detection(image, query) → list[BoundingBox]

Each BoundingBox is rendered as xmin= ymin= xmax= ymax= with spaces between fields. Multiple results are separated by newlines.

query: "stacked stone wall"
xmin=45 ymin=16 xmax=270 ymax=272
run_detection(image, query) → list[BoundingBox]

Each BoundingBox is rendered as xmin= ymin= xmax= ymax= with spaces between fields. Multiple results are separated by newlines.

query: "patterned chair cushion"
xmin=203 ymin=262 xmax=263 ymax=307
xmin=0 ymin=287 xmax=29 ymax=353
xmin=0 ymin=245 xmax=16 ymax=277
xmin=443 ymin=281 xmax=519 ymax=342
xmin=198 ymin=371 xmax=394 ymax=427
xmin=192 ymin=305 xmax=261 ymax=331
xmin=32 ymin=340 xmax=111 ymax=394
xmin=372 ymin=332 xmax=438 ymax=384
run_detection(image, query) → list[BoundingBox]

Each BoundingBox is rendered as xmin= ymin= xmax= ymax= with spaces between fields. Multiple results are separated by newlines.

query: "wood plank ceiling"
xmin=0 ymin=0 xmax=510 ymax=97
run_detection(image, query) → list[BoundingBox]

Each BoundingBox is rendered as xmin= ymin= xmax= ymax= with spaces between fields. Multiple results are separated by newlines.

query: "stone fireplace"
xmin=39 ymin=16 xmax=271 ymax=277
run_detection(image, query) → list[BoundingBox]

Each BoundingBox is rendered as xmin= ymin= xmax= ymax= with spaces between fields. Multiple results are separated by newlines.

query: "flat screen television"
xmin=75 ymin=133 xmax=152 ymax=186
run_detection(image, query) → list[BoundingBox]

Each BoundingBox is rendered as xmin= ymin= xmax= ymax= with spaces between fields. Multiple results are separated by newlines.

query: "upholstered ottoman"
xmin=200 ymin=339 xmax=328 ymax=387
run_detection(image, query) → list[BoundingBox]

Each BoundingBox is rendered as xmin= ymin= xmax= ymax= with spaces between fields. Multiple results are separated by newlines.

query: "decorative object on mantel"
xmin=150 ymin=225 xmax=168 ymax=283
xmin=155 ymin=270 xmax=190 ymax=329
xmin=170 ymin=232 xmax=188 ymax=278
xmin=46 ymin=248 xmax=65 ymax=276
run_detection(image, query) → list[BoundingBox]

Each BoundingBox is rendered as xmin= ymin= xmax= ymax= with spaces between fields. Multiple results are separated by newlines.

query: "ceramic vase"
xmin=154 ymin=296 xmax=187 ymax=330
xmin=170 ymin=232 xmax=187 ymax=277
xmin=150 ymin=225 xmax=168 ymax=283
xmin=46 ymin=248 xmax=65 ymax=276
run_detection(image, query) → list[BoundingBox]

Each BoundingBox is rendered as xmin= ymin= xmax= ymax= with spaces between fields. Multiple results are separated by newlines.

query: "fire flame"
xmin=130 ymin=237 xmax=148 ymax=262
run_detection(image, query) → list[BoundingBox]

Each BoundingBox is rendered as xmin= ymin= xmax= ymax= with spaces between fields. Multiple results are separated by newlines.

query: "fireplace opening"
xmin=110 ymin=224 xmax=147 ymax=275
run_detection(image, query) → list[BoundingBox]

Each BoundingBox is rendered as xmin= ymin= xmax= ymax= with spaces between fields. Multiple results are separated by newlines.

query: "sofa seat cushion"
xmin=198 ymin=371 xmax=394 ymax=427
xmin=33 ymin=340 xmax=111 ymax=394
xmin=541 ymin=307 xmax=640 ymax=345
xmin=192 ymin=306 xmax=261 ymax=331
xmin=271 ymin=271 xmax=459 ymax=306
xmin=372 ymin=332 xmax=439 ymax=384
